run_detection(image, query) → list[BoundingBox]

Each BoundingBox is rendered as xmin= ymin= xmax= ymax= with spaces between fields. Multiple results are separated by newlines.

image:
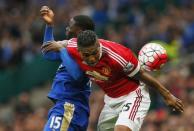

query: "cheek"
xmin=79 ymin=53 xmax=83 ymax=58
xmin=95 ymin=53 xmax=100 ymax=59
xmin=79 ymin=53 xmax=85 ymax=60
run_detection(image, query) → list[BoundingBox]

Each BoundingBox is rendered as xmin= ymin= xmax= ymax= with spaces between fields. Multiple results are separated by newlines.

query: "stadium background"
xmin=0 ymin=0 xmax=194 ymax=130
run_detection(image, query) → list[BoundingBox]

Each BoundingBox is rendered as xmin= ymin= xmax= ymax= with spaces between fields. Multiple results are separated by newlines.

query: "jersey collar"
xmin=99 ymin=42 xmax=102 ymax=60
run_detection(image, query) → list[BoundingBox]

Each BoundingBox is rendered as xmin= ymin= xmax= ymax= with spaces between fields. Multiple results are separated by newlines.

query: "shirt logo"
xmin=124 ymin=62 xmax=134 ymax=72
xmin=86 ymin=71 xmax=109 ymax=81
xmin=101 ymin=66 xmax=111 ymax=76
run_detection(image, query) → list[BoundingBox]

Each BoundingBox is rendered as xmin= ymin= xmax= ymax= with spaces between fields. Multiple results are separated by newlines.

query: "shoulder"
xmin=65 ymin=38 xmax=77 ymax=55
xmin=67 ymin=38 xmax=77 ymax=48
xmin=100 ymin=39 xmax=134 ymax=57
xmin=100 ymin=39 xmax=131 ymax=67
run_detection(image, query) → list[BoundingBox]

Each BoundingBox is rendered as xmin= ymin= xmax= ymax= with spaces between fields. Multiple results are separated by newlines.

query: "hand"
xmin=164 ymin=94 xmax=184 ymax=113
xmin=41 ymin=41 xmax=64 ymax=53
xmin=40 ymin=6 xmax=54 ymax=25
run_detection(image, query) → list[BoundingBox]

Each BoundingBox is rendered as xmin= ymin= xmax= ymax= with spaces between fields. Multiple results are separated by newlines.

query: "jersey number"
xmin=50 ymin=116 xmax=62 ymax=129
xmin=122 ymin=103 xmax=131 ymax=111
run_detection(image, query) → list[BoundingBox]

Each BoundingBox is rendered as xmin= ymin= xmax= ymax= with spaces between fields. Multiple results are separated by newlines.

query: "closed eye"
xmin=83 ymin=50 xmax=98 ymax=57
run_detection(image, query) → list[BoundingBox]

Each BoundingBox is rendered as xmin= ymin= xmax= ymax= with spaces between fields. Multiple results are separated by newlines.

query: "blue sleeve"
xmin=42 ymin=25 xmax=60 ymax=61
xmin=42 ymin=25 xmax=86 ymax=81
xmin=60 ymin=48 xmax=86 ymax=81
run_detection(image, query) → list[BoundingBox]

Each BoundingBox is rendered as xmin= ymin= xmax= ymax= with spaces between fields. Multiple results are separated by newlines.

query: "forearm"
xmin=43 ymin=25 xmax=54 ymax=43
xmin=138 ymin=70 xmax=171 ymax=98
xmin=60 ymin=48 xmax=86 ymax=81
xmin=42 ymin=25 xmax=60 ymax=60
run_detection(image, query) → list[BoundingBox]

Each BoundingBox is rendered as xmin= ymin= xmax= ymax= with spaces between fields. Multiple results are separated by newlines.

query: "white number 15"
xmin=50 ymin=116 xmax=62 ymax=129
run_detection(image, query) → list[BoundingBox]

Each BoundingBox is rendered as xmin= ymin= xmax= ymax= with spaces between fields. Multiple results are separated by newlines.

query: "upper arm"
xmin=134 ymin=69 xmax=160 ymax=87
xmin=119 ymin=48 xmax=141 ymax=78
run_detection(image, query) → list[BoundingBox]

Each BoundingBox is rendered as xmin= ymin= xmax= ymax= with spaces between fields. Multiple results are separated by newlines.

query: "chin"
xmin=87 ymin=62 xmax=97 ymax=66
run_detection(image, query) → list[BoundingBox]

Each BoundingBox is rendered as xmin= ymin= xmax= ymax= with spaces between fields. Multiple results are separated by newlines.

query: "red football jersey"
xmin=66 ymin=38 xmax=141 ymax=98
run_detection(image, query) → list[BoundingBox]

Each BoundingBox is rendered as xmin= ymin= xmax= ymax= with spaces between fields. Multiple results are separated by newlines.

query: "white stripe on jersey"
xmin=128 ymin=62 xmax=140 ymax=77
xmin=68 ymin=43 xmax=77 ymax=46
xmin=67 ymin=42 xmax=76 ymax=47
xmin=68 ymin=46 xmax=77 ymax=47
xmin=102 ymin=46 xmax=128 ymax=67
xmin=102 ymin=46 xmax=128 ymax=64
xmin=67 ymin=39 xmax=77 ymax=46
xmin=104 ymin=52 xmax=125 ymax=67
xmin=68 ymin=44 xmax=77 ymax=47
xmin=102 ymin=48 xmax=125 ymax=67
xmin=66 ymin=40 xmax=140 ymax=76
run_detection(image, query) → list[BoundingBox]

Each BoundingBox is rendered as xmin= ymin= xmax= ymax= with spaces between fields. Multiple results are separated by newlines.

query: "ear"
xmin=75 ymin=26 xmax=83 ymax=33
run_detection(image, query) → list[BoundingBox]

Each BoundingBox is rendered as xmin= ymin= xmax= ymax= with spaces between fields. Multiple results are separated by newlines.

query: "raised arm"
xmin=42 ymin=25 xmax=61 ymax=60
xmin=117 ymin=45 xmax=184 ymax=113
xmin=134 ymin=69 xmax=184 ymax=112
xmin=40 ymin=6 xmax=60 ymax=60
xmin=40 ymin=6 xmax=87 ymax=81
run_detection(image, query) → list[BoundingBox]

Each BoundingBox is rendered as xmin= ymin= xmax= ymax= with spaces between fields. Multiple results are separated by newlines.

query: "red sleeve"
xmin=65 ymin=38 xmax=79 ymax=58
xmin=106 ymin=42 xmax=140 ymax=77
xmin=122 ymin=48 xmax=140 ymax=77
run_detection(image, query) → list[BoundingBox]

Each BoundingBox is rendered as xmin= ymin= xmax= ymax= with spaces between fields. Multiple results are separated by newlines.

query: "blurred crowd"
xmin=141 ymin=66 xmax=194 ymax=131
xmin=0 ymin=0 xmax=194 ymax=131
xmin=0 ymin=0 xmax=194 ymax=69
xmin=0 ymin=86 xmax=50 ymax=131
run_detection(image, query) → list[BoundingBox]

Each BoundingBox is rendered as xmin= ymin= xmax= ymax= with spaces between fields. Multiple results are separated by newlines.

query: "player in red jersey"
xmin=42 ymin=30 xmax=184 ymax=131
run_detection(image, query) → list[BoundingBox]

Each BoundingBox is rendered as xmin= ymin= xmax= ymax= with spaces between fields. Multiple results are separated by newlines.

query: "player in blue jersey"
xmin=40 ymin=6 xmax=95 ymax=131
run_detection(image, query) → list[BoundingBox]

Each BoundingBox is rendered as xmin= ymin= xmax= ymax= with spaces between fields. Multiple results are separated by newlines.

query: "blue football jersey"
xmin=48 ymin=63 xmax=90 ymax=110
xmin=44 ymin=101 xmax=89 ymax=131
xmin=42 ymin=25 xmax=91 ymax=131
xmin=42 ymin=25 xmax=90 ymax=110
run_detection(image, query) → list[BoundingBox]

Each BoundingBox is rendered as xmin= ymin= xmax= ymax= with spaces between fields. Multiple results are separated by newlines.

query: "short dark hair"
xmin=77 ymin=30 xmax=97 ymax=48
xmin=73 ymin=15 xmax=95 ymax=31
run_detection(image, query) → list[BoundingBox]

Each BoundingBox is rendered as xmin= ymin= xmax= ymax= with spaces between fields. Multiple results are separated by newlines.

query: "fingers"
xmin=172 ymin=99 xmax=184 ymax=113
xmin=40 ymin=6 xmax=49 ymax=12
xmin=40 ymin=11 xmax=48 ymax=16
xmin=40 ymin=6 xmax=50 ymax=16
xmin=41 ymin=42 xmax=54 ymax=52
xmin=41 ymin=43 xmax=49 ymax=50
xmin=176 ymin=99 xmax=184 ymax=112
xmin=41 ymin=41 xmax=62 ymax=53
xmin=42 ymin=45 xmax=51 ymax=53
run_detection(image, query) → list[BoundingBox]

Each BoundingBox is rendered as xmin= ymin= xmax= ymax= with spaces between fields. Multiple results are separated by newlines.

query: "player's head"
xmin=77 ymin=30 xmax=100 ymax=66
xmin=66 ymin=15 xmax=95 ymax=39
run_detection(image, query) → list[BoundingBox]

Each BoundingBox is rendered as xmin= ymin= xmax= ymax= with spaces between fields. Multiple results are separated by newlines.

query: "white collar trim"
xmin=99 ymin=43 xmax=102 ymax=60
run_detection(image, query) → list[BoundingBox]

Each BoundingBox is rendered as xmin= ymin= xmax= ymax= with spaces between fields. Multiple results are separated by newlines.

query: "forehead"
xmin=79 ymin=42 xmax=99 ymax=53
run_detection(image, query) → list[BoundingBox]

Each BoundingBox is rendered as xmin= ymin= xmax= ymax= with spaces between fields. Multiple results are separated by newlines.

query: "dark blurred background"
xmin=0 ymin=0 xmax=194 ymax=131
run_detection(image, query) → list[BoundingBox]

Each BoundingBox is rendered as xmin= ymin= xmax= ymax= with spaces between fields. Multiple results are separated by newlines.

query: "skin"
xmin=115 ymin=125 xmax=132 ymax=131
xmin=40 ymin=6 xmax=54 ymax=26
xmin=40 ymin=6 xmax=102 ymax=131
xmin=40 ymin=6 xmax=82 ymax=39
xmin=78 ymin=42 xmax=101 ymax=66
xmin=77 ymin=42 xmax=184 ymax=113
xmin=42 ymin=38 xmax=184 ymax=131
xmin=40 ymin=6 xmax=184 ymax=131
